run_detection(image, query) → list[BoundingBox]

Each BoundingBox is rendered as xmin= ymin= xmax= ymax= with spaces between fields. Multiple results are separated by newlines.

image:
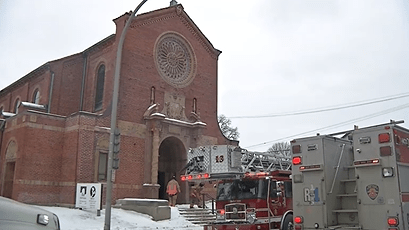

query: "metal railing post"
xmin=329 ymin=144 xmax=345 ymax=194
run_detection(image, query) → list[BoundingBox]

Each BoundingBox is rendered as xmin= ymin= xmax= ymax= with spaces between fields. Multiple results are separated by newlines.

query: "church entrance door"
xmin=158 ymin=137 xmax=186 ymax=203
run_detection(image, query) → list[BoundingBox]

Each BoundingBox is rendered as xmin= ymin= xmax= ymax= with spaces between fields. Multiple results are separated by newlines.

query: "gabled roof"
xmin=0 ymin=34 xmax=115 ymax=97
xmin=130 ymin=4 xmax=221 ymax=59
xmin=0 ymin=4 xmax=220 ymax=97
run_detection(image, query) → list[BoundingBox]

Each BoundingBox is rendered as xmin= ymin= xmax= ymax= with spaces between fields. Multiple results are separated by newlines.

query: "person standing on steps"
xmin=190 ymin=182 xmax=205 ymax=208
xmin=166 ymin=175 xmax=181 ymax=207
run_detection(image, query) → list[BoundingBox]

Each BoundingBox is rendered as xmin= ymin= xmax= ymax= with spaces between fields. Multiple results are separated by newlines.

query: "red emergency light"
xmin=387 ymin=217 xmax=398 ymax=226
xmin=294 ymin=216 xmax=303 ymax=224
xmin=292 ymin=156 xmax=302 ymax=165
xmin=378 ymin=133 xmax=390 ymax=143
xmin=180 ymin=173 xmax=210 ymax=181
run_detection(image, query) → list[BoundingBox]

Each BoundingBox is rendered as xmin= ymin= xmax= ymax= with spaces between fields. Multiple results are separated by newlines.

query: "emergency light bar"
xmin=181 ymin=173 xmax=210 ymax=181
xmin=299 ymin=164 xmax=322 ymax=171
xmin=353 ymin=158 xmax=380 ymax=167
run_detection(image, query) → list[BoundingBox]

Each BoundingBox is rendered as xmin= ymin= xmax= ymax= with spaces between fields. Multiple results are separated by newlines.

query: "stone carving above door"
xmin=161 ymin=92 xmax=188 ymax=121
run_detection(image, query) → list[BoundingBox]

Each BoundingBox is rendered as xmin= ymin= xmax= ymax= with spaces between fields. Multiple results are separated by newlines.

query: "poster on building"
xmin=75 ymin=183 xmax=102 ymax=210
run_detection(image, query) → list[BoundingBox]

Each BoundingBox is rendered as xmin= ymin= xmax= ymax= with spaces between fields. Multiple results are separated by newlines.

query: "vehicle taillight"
xmin=292 ymin=156 xmax=302 ymax=165
xmin=294 ymin=216 xmax=303 ymax=224
xmin=379 ymin=133 xmax=390 ymax=143
xmin=292 ymin=145 xmax=301 ymax=154
xmin=380 ymin=146 xmax=392 ymax=156
xmin=180 ymin=175 xmax=186 ymax=181
xmin=219 ymin=209 xmax=225 ymax=215
xmin=387 ymin=217 xmax=398 ymax=226
xmin=188 ymin=175 xmax=193 ymax=180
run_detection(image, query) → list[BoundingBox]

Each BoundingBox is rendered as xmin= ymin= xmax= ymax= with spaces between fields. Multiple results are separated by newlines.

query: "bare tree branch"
xmin=218 ymin=114 xmax=240 ymax=140
xmin=267 ymin=142 xmax=291 ymax=157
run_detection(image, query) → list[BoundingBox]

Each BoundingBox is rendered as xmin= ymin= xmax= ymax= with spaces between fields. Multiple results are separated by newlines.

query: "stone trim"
xmin=16 ymin=179 xmax=75 ymax=187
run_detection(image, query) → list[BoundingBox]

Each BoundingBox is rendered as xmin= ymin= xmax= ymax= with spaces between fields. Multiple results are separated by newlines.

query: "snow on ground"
xmin=38 ymin=204 xmax=203 ymax=230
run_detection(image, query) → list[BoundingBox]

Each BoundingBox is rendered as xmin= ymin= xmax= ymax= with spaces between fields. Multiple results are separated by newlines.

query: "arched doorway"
xmin=2 ymin=140 xmax=17 ymax=198
xmin=158 ymin=136 xmax=186 ymax=203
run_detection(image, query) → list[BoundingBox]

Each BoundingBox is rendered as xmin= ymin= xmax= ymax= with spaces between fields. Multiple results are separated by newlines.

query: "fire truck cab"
xmin=181 ymin=145 xmax=294 ymax=230
xmin=291 ymin=120 xmax=409 ymax=229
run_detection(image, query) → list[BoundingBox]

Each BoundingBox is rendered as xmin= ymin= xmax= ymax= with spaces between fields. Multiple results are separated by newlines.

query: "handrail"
xmin=329 ymin=144 xmax=345 ymax=194
xmin=201 ymin=193 xmax=215 ymax=214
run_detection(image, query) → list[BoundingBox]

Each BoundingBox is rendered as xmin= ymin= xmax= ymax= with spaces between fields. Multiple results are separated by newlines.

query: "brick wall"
xmin=0 ymin=4 xmax=232 ymax=205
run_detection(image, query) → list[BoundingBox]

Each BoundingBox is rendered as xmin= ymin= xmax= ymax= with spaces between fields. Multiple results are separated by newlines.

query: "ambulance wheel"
xmin=282 ymin=213 xmax=293 ymax=230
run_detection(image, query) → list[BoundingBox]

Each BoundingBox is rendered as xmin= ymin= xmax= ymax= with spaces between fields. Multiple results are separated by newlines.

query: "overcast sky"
xmin=1 ymin=0 xmax=409 ymax=151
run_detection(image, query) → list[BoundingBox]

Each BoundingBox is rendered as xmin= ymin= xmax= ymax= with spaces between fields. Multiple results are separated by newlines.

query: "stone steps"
xmin=178 ymin=207 xmax=216 ymax=225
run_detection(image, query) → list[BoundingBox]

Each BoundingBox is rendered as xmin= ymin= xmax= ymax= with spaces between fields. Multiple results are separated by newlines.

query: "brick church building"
xmin=0 ymin=3 xmax=237 ymax=206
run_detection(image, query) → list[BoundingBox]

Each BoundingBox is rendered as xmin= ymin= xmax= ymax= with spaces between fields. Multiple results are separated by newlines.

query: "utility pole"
xmin=103 ymin=0 xmax=148 ymax=229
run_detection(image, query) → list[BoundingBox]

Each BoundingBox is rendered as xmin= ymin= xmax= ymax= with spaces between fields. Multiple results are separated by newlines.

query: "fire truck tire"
xmin=281 ymin=213 xmax=293 ymax=230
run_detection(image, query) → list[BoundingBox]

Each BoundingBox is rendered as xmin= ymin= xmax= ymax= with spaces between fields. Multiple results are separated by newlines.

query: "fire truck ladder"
xmin=241 ymin=151 xmax=292 ymax=172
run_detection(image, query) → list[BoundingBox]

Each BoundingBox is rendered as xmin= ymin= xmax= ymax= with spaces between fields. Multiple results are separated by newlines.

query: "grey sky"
xmin=1 ymin=0 xmax=408 ymax=151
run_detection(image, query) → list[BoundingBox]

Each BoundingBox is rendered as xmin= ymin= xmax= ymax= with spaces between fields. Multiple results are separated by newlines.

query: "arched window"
xmin=32 ymin=89 xmax=40 ymax=104
xmin=14 ymin=99 xmax=20 ymax=114
xmin=94 ymin=65 xmax=105 ymax=111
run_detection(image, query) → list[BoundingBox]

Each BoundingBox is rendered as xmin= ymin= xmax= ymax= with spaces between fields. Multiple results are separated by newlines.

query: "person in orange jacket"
xmin=166 ymin=175 xmax=181 ymax=207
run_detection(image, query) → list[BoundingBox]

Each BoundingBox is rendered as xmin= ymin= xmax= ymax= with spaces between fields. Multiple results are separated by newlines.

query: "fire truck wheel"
xmin=282 ymin=213 xmax=293 ymax=230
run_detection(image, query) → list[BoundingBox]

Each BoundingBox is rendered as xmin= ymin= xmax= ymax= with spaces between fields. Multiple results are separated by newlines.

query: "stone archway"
xmin=158 ymin=136 xmax=186 ymax=203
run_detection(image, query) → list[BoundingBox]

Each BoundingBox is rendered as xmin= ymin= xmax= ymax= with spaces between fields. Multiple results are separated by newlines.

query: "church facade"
xmin=0 ymin=4 xmax=237 ymax=205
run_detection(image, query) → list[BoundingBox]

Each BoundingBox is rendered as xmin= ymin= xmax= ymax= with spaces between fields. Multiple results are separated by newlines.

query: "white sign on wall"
xmin=75 ymin=183 xmax=102 ymax=210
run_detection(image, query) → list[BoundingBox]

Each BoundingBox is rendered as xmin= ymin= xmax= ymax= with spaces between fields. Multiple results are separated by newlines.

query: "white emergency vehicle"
xmin=291 ymin=120 xmax=409 ymax=230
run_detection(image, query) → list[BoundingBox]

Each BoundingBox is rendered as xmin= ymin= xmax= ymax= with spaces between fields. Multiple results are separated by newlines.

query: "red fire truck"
xmin=181 ymin=145 xmax=294 ymax=230
xmin=290 ymin=120 xmax=409 ymax=229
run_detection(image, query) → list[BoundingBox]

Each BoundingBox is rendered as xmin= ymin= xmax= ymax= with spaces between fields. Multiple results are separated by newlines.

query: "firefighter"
xmin=166 ymin=175 xmax=181 ymax=207
xmin=190 ymin=182 xmax=205 ymax=208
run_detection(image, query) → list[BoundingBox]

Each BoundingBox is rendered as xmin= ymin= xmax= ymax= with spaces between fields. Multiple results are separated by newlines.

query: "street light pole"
xmin=104 ymin=0 xmax=148 ymax=229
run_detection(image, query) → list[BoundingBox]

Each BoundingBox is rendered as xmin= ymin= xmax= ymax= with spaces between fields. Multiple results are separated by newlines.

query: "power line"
xmin=244 ymin=102 xmax=409 ymax=149
xmin=229 ymin=92 xmax=409 ymax=119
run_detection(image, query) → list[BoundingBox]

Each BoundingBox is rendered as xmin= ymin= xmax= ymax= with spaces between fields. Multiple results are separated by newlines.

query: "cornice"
xmin=0 ymin=63 xmax=50 ymax=97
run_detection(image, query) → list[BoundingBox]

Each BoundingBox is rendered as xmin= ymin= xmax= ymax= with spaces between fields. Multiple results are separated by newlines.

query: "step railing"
xmin=329 ymin=144 xmax=346 ymax=194
xmin=201 ymin=193 xmax=215 ymax=214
